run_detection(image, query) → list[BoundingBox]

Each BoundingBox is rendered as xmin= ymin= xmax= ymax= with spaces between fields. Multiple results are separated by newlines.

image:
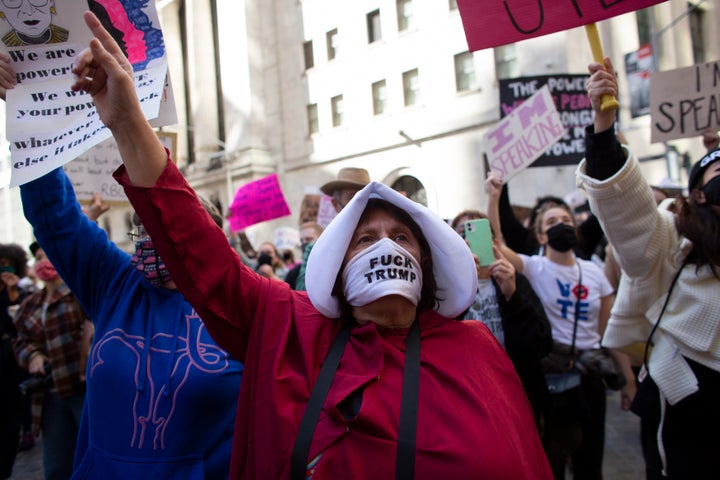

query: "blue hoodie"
xmin=21 ymin=168 xmax=242 ymax=479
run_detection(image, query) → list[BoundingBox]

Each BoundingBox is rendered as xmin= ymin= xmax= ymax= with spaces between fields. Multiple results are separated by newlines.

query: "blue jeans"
xmin=41 ymin=391 xmax=84 ymax=480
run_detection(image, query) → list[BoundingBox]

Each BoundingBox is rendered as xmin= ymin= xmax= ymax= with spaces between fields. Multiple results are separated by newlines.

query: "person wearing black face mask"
xmin=487 ymin=175 xmax=621 ymax=479
xmin=545 ymin=223 xmax=578 ymax=253
xmin=580 ymin=58 xmax=720 ymax=480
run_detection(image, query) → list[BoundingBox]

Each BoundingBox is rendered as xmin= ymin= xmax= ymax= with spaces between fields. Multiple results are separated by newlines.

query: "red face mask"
xmin=34 ymin=259 xmax=59 ymax=282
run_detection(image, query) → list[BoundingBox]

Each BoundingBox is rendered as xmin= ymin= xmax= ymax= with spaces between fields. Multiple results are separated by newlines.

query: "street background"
xmin=10 ymin=390 xmax=646 ymax=479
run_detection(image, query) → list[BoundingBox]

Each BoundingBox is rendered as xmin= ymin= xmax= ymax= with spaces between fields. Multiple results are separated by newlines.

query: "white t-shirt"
xmin=463 ymin=279 xmax=504 ymax=347
xmin=520 ymin=255 xmax=613 ymax=350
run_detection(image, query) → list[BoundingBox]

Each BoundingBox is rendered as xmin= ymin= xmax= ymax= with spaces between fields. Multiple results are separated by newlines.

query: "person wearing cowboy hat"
xmin=320 ymin=167 xmax=371 ymax=212
xmin=74 ymin=12 xmax=553 ymax=479
xmin=291 ymin=167 xmax=372 ymax=290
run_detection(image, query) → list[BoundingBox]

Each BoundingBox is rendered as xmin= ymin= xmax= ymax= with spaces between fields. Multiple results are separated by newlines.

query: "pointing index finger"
xmin=83 ymin=11 xmax=126 ymax=60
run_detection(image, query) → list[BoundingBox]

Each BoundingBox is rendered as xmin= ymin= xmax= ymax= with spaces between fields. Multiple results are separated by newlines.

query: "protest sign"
xmin=8 ymin=61 xmax=167 ymax=187
xmin=65 ymin=132 xmax=177 ymax=204
xmin=228 ymin=173 xmax=292 ymax=232
xmin=625 ymin=44 xmax=653 ymax=118
xmin=456 ymin=0 xmax=667 ymax=51
xmin=486 ymin=84 xmax=566 ymax=182
xmin=650 ymin=60 xmax=720 ymax=143
xmin=299 ymin=193 xmax=320 ymax=225
xmin=316 ymin=194 xmax=337 ymax=228
xmin=274 ymin=226 xmax=300 ymax=252
xmin=499 ymin=74 xmax=590 ymax=168
xmin=2 ymin=0 xmax=173 ymax=187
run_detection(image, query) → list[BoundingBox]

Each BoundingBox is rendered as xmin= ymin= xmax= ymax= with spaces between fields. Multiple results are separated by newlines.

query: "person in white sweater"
xmin=577 ymin=57 xmax=720 ymax=479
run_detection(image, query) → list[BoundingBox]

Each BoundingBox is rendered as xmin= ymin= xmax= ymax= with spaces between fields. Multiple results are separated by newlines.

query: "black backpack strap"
xmin=291 ymin=318 xmax=422 ymax=480
xmin=290 ymin=320 xmax=352 ymax=480
xmin=396 ymin=319 xmax=421 ymax=480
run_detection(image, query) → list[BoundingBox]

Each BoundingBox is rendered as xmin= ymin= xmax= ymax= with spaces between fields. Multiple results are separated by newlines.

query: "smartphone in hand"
xmin=464 ymin=218 xmax=495 ymax=267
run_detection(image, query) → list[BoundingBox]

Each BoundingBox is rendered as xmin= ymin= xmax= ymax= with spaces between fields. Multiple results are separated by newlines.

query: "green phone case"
xmin=464 ymin=218 xmax=495 ymax=267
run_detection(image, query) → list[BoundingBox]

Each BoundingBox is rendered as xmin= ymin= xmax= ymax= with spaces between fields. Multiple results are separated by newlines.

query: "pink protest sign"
xmin=457 ymin=0 xmax=667 ymax=51
xmin=228 ymin=173 xmax=291 ymax=231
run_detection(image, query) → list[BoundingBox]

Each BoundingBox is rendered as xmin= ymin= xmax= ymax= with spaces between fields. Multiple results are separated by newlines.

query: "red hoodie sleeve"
xmin=114 ymin=159 xmax=265 ymax=361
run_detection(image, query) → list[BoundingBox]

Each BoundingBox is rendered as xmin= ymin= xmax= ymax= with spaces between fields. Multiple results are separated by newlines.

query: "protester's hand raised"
xmin=0 ymin=53 xmax=16 ymax=101
xmin=81 ymin=192 xmax=111 ymax=221
xmin=586 ymin=57 xmax=618 ymax=134
xmin=484 ymin=172 xmax=502 ymax=200
xmin=702 ymin=128 xmax=719 ymax=152
xmin=71 ymin=11 xmax=140 ymax=132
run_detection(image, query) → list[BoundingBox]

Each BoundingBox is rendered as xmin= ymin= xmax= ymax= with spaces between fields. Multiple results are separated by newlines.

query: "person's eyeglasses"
xmin=127 ymin=225 xmax=148 ymax=241
xmin=1 ymin=0 xmax=49 ymax=9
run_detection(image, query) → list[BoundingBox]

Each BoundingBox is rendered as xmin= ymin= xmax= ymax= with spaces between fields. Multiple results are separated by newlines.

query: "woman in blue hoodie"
xmin=0 ymin=54 xmax=242 ymax=479
xmin=20 ymin=164 xmax=243 ymax=479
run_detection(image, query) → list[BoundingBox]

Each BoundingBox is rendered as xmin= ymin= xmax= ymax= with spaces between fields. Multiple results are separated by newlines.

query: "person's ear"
xmin=690 ymin=188 xmax=707 ymax=205
xmin=536 ymin=230 xmax=548 ymax=246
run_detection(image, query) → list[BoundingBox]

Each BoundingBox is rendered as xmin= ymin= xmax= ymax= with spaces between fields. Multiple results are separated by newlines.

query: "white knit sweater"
xmin=577 ymin=148 xmax=720 ymax=404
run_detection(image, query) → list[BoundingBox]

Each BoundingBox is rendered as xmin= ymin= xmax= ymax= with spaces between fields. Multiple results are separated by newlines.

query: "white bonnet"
xmin=306 ymin=181 xmax=477 ymax=319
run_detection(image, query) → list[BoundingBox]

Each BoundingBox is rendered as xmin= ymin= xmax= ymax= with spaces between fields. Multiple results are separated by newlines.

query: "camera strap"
xmin=643 ymin=259 xmax=687 ymax=369
xmin=568 ymin=259 xmax=583 ymax=368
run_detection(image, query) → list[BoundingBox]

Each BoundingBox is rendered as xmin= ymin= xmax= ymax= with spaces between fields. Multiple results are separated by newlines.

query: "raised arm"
xmin=584 ymin=58 xmax=625 ymax=181
xmin=579 ymin=58 xmax=676 ymax=280
xmin=21 ymin=168 xmax=130 ymax=323
xmin=73 ymin=11 xmax=270 ymax=361
xmin=485 ymin=174 xmax=524 ymax=273
xmin=71 ymin=11 xmax=166 ymax=187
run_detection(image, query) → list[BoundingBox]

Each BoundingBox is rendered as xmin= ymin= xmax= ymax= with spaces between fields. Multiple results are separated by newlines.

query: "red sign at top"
xmin=457 ymin=0 xmax=667 ymax=51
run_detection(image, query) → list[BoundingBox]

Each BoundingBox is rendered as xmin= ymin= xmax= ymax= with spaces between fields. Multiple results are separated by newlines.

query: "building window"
xmin=494 ymin=44 xmax=518 ymax=79
xmin=689 ymin=5 xmax=706 ymax=64
xmin=402 ymin=68 xmax=419 ymax=106
xmin=331 ymin=95 xmax=344 ymax=127
xmin=303 ymin=40 xmax=314 ymax=70
xmin=326 ymin=28 xmax=338 ymax=61
xmin=367 ymin=9 xmax=382 ymax=43
xmin=448 ymin=0 xmax=458 ymax=10
xmin=307 ymin=104 xmax=319 ymax=134
xmin=372 ymin=80 xmax=387 ymax=115
xmin=454 ymin=51 xmax=477 ymax=92
xmin=635 ymin=7 xmax=652 ymax=46
xmin=396 ymin=0 xmax=414 ymax=31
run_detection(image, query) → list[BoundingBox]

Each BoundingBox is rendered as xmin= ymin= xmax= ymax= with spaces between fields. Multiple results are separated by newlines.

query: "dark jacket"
xmin=462 ymin=272 xmax=552 ymax=431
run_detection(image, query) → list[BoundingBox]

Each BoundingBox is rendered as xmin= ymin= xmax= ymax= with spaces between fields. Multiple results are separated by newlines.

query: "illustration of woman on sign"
xmin=88 ymin=0 xmax=165 ymax=70
xmin=0 ymin=0 xmax=68 ymax=47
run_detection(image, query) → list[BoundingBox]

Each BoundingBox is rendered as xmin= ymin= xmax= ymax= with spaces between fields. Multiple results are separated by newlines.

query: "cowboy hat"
xmin=320 ymin=167 xmax=371 ymax=196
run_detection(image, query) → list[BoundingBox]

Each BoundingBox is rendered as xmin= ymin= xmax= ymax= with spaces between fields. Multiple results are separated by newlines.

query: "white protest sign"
xmin=650 ymin=60 xmax=720 ymax=143
xmin=316 ymin=194 xmax=337 ymax=228
xmin=274 ymin=226 xmax=300 ymax=252
xmin=65 ymin=131 xmax=177 ymax=204
xmin=0 ymin=0 xmax=87 ymax=51
xmin=9 ymin=61 xmax=167 ymax=187
xmin=7 ymin=43 xmax=84 ymax=86
xmin=484 ymin=84 xmax=566 ymax=182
